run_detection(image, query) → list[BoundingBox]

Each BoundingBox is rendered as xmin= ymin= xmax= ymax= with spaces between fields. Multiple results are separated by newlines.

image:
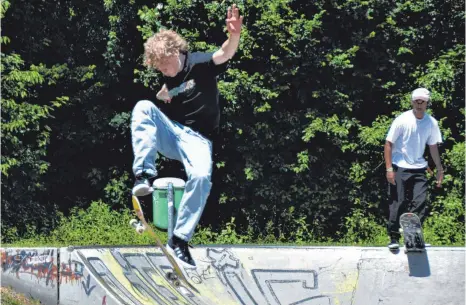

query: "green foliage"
xmin=214 ymin=217 xmax=250 ymax=244
xmin=137 ymin=5 xmax=163 ymax=40
xmin=4 ymin=202 xmax=157 ymax=246
xmin=0 ymin=6 xmax=72 ymax=236
xmin=4 ymin=200 xmax=463 ymax=247
xmin=422 ymin=180 xmax=465 ymax=247
xmin=445 ymin=142 xmax=465 ymax=176
xmin=358 ymin=116 xmax=392 ymax=147
xmin=104 ymin=170 xmax=131 ymax=207
xmin=343 ymin=207 xmax=388 ymax=245
xmin=1 ymin=0 xmax=464 ymax=247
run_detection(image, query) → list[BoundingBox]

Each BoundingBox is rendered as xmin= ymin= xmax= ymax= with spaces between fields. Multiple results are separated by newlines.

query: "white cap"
xmin=411 ymin=88 xmax=430 ymax=102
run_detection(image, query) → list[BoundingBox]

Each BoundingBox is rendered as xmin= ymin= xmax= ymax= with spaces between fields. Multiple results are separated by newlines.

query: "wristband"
xmin=386 ymin=167 xmax=394 ymax=172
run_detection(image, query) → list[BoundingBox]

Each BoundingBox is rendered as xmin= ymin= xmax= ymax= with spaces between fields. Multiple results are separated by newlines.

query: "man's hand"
xmin=213 ymin=4 xmax=243 ymax=65
xmin=226 ymin=4 xmax=243 ymax=36
xmin=156 ymin=84 xmax=171 ymax=103
xmin=435 ymin=168 xmax=444 ymax=188
xmin=386 ymin=171 xmax=396 ymax=185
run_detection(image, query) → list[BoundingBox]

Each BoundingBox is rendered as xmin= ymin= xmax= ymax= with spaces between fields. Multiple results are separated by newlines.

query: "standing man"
xmin=131 ymin=5 xmax=243 ymax=267
xmin=384 ymin=88 xmax=444 ymax=250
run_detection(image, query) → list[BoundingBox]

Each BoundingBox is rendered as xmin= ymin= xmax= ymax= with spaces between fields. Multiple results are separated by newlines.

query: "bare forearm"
xmin=429 ymin=145 xmax=443 ymax=170
xmin=213 ymin=34 xmax=240 ymax=65
xmin=384 ymin=141 xmax=393 ymax=169
xmin=222 ymin=34 xmax=240 ymax=57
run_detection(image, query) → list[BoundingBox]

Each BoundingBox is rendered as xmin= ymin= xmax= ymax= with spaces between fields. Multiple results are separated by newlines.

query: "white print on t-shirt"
xmin=168 ymin=79 xmax=196 ymax=98
xmin=386 ymin=110 xmax=442 ymax=169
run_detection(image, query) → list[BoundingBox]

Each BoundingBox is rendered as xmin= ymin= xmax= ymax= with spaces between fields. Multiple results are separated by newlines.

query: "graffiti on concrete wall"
xmin=1 ymin=249 xmax=58 ymax=287
xmin=76 ymin=249 xmax=205 ymax=305
xmin=252 ymin=269 xmax=330 ymax=305
xmin=1 ymin=248 xmax=86 ymax=289
xmin=61 ymin=258 xmax=85 ymax=285
xmin=204 ymin=248 xmax=331 ymax=305
xmin=72 ymin=248 xmax=333 ymax=305
xmin=204 ymin=248 xmax=257 ymax=304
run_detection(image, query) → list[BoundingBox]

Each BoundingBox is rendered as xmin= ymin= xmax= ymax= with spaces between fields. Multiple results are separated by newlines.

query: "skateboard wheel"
xmin=173 ymin=280 xmax=181 ymax=287
xmin=130 ymin=219 xmax=145 ymax=234
xmin=130 ymin=219 xmax=138 ymax=226
xmin=166 ymin=272 xmax=178 ymax=281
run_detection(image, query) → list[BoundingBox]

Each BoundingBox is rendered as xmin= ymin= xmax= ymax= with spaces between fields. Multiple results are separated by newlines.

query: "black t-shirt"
xmin=159 ymin=51 xmax=227 ymax=138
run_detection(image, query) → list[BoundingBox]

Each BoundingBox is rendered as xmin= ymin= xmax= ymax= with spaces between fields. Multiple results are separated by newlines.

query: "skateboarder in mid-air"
xmin=130 ymin=5 xmax=243 ymax=267
xmin=384 ymin=88 xmax=444 ymax=250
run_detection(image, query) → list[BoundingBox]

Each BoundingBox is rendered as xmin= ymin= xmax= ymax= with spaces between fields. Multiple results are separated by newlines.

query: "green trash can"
xmin=152 ymin=177 xmax=186 ymax=229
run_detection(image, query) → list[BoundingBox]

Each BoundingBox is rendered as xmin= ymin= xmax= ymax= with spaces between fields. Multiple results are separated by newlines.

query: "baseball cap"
xmin=411 ymin=88 xmax=430 ymax=102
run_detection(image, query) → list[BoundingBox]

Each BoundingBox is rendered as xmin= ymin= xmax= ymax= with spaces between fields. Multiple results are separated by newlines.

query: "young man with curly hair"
xmin=131 ymin=4 xmax=243 ymax=267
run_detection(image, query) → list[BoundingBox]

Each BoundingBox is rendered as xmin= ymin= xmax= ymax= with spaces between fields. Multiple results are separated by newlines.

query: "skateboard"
xmin=131 ymin=195 xmax=199 ymax=293
xmin=399 ymin=212 xmax=426 ymax=253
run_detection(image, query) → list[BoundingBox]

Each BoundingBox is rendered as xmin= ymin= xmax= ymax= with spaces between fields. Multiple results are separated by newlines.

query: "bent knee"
xmin=133 ymin=100 xmax=158 ymax=114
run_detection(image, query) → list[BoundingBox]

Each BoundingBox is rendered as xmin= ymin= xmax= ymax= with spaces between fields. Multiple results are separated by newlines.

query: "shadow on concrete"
xmin=407 ymin=251 xmax=431 ymax=277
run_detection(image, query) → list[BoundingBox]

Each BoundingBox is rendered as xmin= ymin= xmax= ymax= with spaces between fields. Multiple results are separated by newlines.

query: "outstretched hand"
xmin=226 ymin=4 xmax=243 ymax=36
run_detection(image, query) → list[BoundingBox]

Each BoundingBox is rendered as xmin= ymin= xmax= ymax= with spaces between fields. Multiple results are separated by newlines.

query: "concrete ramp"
xmin=1 ymin=246 xmax=465 ymax=305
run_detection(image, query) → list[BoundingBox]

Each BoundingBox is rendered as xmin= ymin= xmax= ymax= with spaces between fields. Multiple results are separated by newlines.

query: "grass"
xmin=0 ymin=287 xmax=41 ymax=305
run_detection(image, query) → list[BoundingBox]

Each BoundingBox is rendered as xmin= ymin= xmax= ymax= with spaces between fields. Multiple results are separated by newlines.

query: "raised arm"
xmin=213 ymin=4 xmax=243 ymax=65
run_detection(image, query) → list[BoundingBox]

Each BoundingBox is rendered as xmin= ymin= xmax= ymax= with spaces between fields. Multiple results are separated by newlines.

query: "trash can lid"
xmin=152 ymin=177 xmax=186 ymax=189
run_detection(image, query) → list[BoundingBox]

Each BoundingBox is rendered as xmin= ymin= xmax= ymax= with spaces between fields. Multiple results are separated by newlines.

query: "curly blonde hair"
xmin=143 ymin=29 xmax=188 ymax=68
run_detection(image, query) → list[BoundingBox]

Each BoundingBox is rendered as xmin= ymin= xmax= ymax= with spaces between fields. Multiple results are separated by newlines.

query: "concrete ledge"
xmin=2 ymin=246 xmax=465 ymax=305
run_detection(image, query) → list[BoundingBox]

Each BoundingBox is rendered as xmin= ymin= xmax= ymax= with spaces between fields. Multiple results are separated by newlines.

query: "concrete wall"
xmin=2 ymin=246 xmax=465 ymax=305
xmin=1 ymin=248 xmax=58 ymax=305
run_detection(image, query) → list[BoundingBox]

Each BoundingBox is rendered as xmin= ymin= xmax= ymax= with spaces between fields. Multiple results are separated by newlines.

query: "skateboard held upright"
xmin=399 ymin=212 xmax=426 ymax=253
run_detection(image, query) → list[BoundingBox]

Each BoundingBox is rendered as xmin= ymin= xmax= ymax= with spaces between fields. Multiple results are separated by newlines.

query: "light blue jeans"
xmin=131 ymin=100 xmax=213 ymax=242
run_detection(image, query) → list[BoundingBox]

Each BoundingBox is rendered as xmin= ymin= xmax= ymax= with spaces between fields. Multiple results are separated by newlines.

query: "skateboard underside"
xmin=400 ymin=213 xmax=426 ymax=253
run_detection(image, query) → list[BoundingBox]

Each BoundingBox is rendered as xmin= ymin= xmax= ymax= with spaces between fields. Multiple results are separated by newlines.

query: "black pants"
xmin=387 ymin=166 xmax=428 ymax=238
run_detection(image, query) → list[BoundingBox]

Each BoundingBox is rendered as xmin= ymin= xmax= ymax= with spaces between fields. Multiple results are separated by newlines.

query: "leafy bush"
xmin=3 ymin=201 xmax=157 ymax=247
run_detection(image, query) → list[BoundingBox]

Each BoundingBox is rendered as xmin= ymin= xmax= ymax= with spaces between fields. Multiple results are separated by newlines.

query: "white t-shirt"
xmin=386 ymin=110 xmax=443 ymax=169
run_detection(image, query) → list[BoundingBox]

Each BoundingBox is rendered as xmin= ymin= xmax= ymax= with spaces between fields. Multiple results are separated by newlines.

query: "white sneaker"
xmin=132 ymin=174 xmax=155 ymax=196
xmin=388 ymin=239 xmax=400 ymax=250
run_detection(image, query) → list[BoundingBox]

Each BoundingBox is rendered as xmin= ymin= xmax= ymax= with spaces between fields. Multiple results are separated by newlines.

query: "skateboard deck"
xmin=131 ymin=195 xmax=199 ymax=293
xmin=399 ymin=212 xmax=426 ymax=253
